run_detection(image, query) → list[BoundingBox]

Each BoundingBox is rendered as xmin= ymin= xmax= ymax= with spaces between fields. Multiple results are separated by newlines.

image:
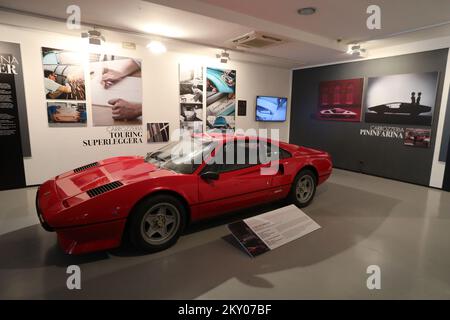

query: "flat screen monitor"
xmin=256 ymin=96 xmax=287 ymax=122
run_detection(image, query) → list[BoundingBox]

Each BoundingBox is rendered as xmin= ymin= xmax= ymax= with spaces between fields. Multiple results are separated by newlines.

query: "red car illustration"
xmin=319 ymin=107 xmax=357 ymax=118
xmin=36 ymin=134 xmax=332 ymax=255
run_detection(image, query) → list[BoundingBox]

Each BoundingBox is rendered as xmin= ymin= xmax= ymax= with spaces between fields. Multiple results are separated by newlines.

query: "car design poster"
xmin=364 ymin=72 xmax=439 ymax=126
xmin=317 ymin=78 xmax=363 ymax=122
xmin=41 ymin=47 xmax=87 ymax=127
xmin=206 ymin=67 xmax=236 ymax=132
xmin=179 ymin=64 xmax=203 ymax=136
xmin=89 ymin=53 xmax=142 ymax=126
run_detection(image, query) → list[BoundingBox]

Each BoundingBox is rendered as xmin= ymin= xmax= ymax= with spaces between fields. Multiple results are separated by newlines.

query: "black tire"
xmin=129 ymin=194 xmax=186 ymax=252
xmin=288 ymin=169 xmax=317 ymax=208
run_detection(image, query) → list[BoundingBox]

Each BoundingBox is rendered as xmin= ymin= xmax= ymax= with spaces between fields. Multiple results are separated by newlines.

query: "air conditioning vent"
xmin=74 ymin=162 xmax=99 ymax=173
xmin=230 ymin=31 xmax=287 ymax=49
xmin=86 ymin=181 xmax=123 ymax=198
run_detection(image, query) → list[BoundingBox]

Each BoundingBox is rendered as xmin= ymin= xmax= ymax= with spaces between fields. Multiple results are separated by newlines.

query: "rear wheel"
xmin=129 ymin=194 xmax=186 ymax=252
xmin=289 ymin=169 xmax=317 ymax=208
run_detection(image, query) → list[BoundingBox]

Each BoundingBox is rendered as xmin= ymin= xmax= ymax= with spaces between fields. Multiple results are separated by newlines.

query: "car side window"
xmin=204 ymin=140 xmax=259 ymax=173
xmin=260 ymin=142 xmax=292 ymax=162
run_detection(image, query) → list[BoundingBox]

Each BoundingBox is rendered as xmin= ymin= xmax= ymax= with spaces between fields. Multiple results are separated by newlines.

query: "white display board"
xmin=228 ymin=205 xmax=321 ymax=257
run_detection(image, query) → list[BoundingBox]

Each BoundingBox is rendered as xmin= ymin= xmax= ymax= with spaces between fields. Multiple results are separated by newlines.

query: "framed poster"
xmin=206 ymin=67 xmax=236 ymax=132
xmin=147 ymin=123 xmax=169 ymax=143
xmin=42 ymin=47 xmax=88 ymax=127
xmin=365 ymin=72 xmax=439 ymax=126
xmin=90 ymin=54 xmax=142 ymax=126
xmin=404 ymin=128 xmax=431 ymax=148
xmin=317 ymin=78 xmax=363 ymax=122
xmin=179 ymin=64 xmax=203 ymax=135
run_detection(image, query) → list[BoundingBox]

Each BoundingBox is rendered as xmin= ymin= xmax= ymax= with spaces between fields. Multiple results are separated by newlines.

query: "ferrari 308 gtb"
xmin=36 ymin=134 xmax=332 ymax=255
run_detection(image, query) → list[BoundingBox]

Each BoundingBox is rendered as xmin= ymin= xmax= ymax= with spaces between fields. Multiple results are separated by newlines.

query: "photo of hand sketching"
xmin=99 ymin=58 xmax=142 ymax=121
xmin=108 ymin=98 xmax=142 ymax=120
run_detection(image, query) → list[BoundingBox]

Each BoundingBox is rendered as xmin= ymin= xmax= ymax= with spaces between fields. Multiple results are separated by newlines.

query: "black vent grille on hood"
xmin=86 ymin=181 xmax=123 ymax=198
xmin=74 ymin=162 xmax=99 ymax=173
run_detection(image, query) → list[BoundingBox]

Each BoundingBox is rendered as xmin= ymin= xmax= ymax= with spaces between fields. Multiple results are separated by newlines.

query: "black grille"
xmin=86 ymin=181 xmax=123 ymax=198
xmin=74 ymin=162 xmax=99 ymax=173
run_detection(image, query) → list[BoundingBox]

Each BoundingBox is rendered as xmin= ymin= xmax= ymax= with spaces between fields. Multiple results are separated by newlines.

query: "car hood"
xmin=54 ymin=156 xmax=175 ymax=199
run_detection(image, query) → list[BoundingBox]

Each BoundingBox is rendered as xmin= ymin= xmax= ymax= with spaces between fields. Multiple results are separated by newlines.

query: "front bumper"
xmin=35 ymin=187 xmax=54 ymax=232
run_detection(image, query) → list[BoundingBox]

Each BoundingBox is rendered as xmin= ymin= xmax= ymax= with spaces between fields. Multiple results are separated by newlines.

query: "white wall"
xmin=0 ymin=23 xmax=291 ymax=186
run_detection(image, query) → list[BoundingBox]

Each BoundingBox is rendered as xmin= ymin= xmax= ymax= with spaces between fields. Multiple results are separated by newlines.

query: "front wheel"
xmin=129 ymin=194 xmax=186 ymax=252
xmin=288 ymin=169 xmax=317 ymax=208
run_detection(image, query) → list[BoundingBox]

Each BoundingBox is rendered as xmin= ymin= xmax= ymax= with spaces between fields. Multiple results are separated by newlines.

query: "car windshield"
xmin=145 ymin=137 xmax=217 ymax=174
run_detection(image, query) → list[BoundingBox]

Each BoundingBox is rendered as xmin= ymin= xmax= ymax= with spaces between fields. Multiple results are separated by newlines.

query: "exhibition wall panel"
xmin=0 ymin=23 xmax=291 ymax=186
xmin=290 ymin=49 xmax=448 ymax=186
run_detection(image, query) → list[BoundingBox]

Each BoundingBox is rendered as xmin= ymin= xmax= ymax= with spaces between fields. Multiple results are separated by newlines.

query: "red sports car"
xmin=36 ymin=134 xmax=332 ymax=255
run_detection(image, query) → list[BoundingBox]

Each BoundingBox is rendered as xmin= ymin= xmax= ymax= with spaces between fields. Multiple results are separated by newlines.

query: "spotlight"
xmin=81 ymin=29 xmax=105 ymax=45
xmin=216 ymin=50 xmax=230 ymax=63
xmin=147 ymin=41 xmax=167 ymax=54
xmin=347 ymin=44 xmax=367 ymax=56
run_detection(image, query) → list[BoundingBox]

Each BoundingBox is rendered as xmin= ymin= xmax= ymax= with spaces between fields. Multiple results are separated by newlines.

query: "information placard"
xmin=0 ymin=45 xmax=26 ymax=190
xmin=228 ymin=205 xmax=321 ymax=257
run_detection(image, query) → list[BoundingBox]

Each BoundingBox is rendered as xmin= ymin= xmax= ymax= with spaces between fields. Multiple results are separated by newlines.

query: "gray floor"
xmin=1 ymin=169 xmax=450 ymax=299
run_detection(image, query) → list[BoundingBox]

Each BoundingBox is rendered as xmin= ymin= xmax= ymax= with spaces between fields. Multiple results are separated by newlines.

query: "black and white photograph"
xmin=180 ymin=120 xmax=203 ymax=135
xmin=179 ymin=64 xmax=203 ymax=104
xmin=365 ymin=72 xmax=439 ymax=126
xmin=180 ymin=103 xmax=202 ymax=122
xmin=147 ymin=123 xmax=169 ymax=143
xmin=41 ymin=47 xmax=86 ymax=101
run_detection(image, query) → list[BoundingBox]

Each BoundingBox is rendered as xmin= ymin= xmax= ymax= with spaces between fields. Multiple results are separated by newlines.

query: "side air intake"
xmin=74 ymin=162 xmax=99 ymax=173
xmin=86 ymin=181 xmax=123 ymax=198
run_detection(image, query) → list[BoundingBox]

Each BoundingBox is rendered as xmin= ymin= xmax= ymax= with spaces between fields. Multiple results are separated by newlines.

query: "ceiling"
xmin=0 ymin=0 xmax=450 ymax=68
xmin=199 ymin=0 xmax=450 ymax=43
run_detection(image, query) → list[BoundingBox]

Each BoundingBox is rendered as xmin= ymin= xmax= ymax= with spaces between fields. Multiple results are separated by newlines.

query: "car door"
xmin=196 ymin=139 xmax=273 ymax=218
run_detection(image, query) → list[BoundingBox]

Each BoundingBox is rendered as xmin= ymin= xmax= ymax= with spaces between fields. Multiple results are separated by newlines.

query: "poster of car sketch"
xmin=365 ymin=72 xmax=439 ymax=126
xmin=317 ymin=78 xmax=363 ymax=122
xmin=228 ymin=205 xmax=321 ymax=257
xmin=206 ymin=67 xmax=236 ymax=132
xmin=147 ymin=123 xmax=169 ymax=143
xmin=42 ymin=47 xmax=86 ymax=101
xmin=47 ymin=102 xmax=87 ymax=127
xmin=90 ymin=54 xmax=142 ymax=126
xmin=179 ymin=64 xmax=203 ymax=135
xmin=404 ymin=128 xmax=431 ymax=148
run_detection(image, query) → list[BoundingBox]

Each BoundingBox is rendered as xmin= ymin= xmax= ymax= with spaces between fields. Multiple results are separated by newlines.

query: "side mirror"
xmin=200 ymin=171 xmax=220 ymax=181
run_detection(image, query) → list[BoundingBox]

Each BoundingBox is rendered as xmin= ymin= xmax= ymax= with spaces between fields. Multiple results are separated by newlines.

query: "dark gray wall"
xmin=290 ymin=49 xmax=448 ymax=186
